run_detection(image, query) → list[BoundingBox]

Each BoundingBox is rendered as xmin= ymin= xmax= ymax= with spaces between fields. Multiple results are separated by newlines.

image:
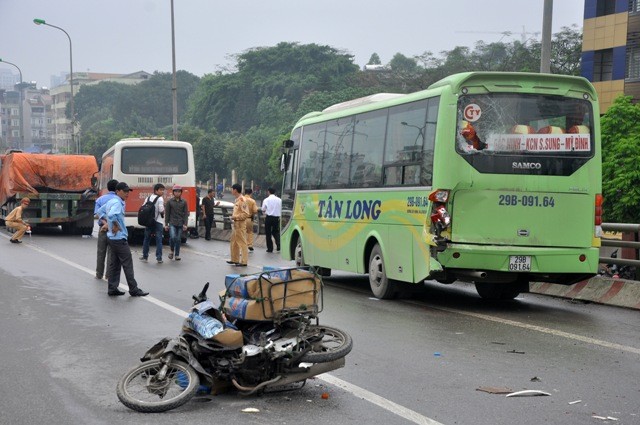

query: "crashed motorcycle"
xmin=116 ymin=268 xmax=352 ymax=413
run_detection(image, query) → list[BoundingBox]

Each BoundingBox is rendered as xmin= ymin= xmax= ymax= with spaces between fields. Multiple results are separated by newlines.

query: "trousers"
xmin=230 ymin=220 xmax=248 ymax=264
xmin=106 ymin=238 xmax=140 ymax=293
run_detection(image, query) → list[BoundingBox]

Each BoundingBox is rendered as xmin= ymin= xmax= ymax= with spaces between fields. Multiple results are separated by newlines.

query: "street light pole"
xmin=33 ymin=18 xmax=77 ymax=153
xmin=0 ymin=58 xmax=24 ymax=150
xmin=171 ymin=0 xmax=178 ymax=141
xmin=540 ymin=0 xmax=553 ymax=73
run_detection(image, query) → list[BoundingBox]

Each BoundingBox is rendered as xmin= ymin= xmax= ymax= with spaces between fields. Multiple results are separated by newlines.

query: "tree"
xmin=367 ymin=53 xmax=381 ymax=65
xmin=600 ymin=96 xmax=640 ymax=223
xmin=551 ymin=25 xmax=582 ymax=76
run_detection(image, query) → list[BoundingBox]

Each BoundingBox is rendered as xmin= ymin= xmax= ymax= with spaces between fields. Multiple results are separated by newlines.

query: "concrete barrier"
xmin=530 ymin=276 xmax=640 ymax=310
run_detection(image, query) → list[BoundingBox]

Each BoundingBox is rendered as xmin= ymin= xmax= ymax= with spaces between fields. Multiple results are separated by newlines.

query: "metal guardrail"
xmin=599 ymin=223 xmax=639 ymax=280
xmin=210 ymin=206 xmax=264 ymax=234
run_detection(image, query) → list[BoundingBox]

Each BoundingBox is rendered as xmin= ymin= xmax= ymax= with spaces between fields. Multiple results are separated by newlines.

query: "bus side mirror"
xmin=283 ymin=139 xmax=294 ymax=149
xmin=280 ymin=153 xmax=290 ymax=172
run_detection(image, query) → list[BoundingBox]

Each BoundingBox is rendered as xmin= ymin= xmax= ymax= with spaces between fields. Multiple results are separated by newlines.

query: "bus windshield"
xmin=456 ymin=94 xmax=594 ymax=156
xmin=121 ymin=147 xmax=189 ymax=174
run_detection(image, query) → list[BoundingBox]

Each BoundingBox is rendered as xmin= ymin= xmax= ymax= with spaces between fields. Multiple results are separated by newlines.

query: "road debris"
xmin=505 ymin=390 xmax=551 ymax=397
xmin=242 ymin=407 xmax=260 ymax=413
xmin=321 ymin=392 xmax=330 ymax=399
xmin=477 ymin=386 xmax=513 ymax=394
xmin=568 ymin=400 xmax=582 ymax=405
xmin=530 ymin=376 xmax=541 ymax=382
xmin=507 ymin=349 xmax=526 ymax=354
xmin=592 ymin=415 xmax=619 ymax=421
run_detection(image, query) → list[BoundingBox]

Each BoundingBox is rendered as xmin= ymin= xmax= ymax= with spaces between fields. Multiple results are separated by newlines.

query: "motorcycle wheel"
xmin=300 ymin=325 xmax=353 ymax=363
xmin=116 ymin=359 xmax=199 ymax=413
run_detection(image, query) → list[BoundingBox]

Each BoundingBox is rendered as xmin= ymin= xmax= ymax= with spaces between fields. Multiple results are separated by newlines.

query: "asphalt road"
xmin=1 ymin=227 xmax=639 ymax=425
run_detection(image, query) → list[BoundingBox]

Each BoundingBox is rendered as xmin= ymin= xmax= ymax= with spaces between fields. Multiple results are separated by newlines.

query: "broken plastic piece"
xmin=477 ymin=386 xmax=513 ymax=394
xmin=568 ymin=400 xmax=582 ymax=405
xmin=321 ymin=392 xmax=329 ymax=399
xmin=242 ymin=407 xmax=260 ymax=413
xmin=505 ymin=390 xmax=551 ymax=397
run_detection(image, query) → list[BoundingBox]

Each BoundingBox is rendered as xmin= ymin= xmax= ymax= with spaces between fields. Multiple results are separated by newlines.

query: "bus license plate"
xmin=509 ymin=256 xmax=531 ymax=271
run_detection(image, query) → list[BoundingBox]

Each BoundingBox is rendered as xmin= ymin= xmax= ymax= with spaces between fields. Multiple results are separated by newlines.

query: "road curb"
xmin=530 ymin=276 xmax=640 ymax=310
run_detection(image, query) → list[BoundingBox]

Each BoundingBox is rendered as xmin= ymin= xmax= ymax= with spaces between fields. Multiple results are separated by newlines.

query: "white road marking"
xmin=9 ymin=235 xmax=444 ymax=424
xmin=319 ymin=374 xmax=445 ymax=425
xmin=425 ymin=305 xmax=640 ymax=355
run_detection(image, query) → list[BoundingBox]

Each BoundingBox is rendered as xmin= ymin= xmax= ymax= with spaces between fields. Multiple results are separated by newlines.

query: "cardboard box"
xmin=225 ymin=270 xmax=292 ymax=299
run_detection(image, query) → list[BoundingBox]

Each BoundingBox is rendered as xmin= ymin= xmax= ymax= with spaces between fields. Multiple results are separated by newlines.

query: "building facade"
xmin=581 ymin=0 xmax=640 ymax=112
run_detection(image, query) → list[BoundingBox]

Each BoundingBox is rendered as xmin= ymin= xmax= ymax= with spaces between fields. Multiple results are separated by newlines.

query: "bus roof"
xmin=102 ymin=139 xmax=193 ymax=158
xmin=293 ymin=72 xmax=597 ymax=129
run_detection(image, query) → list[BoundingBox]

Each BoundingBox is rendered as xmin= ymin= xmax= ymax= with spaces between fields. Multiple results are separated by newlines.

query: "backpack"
xmin=137 ymin=195 xmax=160 ymax=227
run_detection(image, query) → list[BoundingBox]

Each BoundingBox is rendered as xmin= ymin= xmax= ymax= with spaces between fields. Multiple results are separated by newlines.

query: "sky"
xmin=1 ymin=0 xmax=585 ymax=89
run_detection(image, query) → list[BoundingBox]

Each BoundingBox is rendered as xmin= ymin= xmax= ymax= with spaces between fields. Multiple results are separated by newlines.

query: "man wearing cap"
xmin=6 ymin=198 xmax=31 ymax=244
xmin=100 ymin=182 xmax=149 ymax=297
xmin=164 ymin=185 xmax=188 ymax=261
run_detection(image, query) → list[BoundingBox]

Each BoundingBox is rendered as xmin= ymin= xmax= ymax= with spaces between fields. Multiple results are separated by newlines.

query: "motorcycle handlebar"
xmin=192 ymin=282 xmax=209 ymax=303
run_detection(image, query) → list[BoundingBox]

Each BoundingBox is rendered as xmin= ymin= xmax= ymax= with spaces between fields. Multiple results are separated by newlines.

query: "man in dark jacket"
xmin=164 ymin=185 xmax=189 ymax=261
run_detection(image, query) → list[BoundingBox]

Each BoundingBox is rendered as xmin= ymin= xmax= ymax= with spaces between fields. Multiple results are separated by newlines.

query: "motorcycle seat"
xmin=212 ymin=329 xmax=243 ymax=348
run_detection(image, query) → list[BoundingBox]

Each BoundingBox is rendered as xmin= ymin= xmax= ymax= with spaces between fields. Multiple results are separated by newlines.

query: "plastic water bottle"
xmin=188 ymin=311 xmax=223 ymax=338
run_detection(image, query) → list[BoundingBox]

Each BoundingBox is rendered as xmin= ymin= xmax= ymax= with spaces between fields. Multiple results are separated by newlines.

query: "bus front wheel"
xmin=368 ymin=244 xmax=397 ymax=299
xmin=295 ymin=239 xmax=306 ymax=267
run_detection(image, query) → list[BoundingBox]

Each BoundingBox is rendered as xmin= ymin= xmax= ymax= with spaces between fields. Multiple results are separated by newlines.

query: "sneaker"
xmin=95 ymin=274 xmax=103 ymax=280
xmin=168 ymin=252 xmax=174 ymax=260
xmin=235 ymin=263 xmax=247 ymax=267
xmin=276 ymin=247 xmax=280 ymax=252
xmin=10 ymin=239 xmax=21 ymax=244
xmin=130 ymin=289 xmax=149 ymax=297
xmin=226 ymin=260 xmax=236 ymax=264
xmin=248 ymin=247 xmax=254 ymax=251
xmin=157 ymin=258 xmax=163 ymax=264
xmin=175 ymin=256 xmax=181 ymax=261
xmin=139 ymin=256 xmax=148 ymax=262
xmin=108 ymin=289 xmax=126 ymax=296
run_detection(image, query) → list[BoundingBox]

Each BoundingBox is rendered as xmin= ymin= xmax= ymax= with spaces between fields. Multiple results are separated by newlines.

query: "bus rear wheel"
xmin=475 ymin=282 xmax=521 ymax=300
xmin=368 ymin=244 xmax=397 ymax=299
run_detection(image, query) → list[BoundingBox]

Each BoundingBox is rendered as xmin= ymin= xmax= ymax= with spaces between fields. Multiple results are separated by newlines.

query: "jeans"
xmin=169 ymin=225 xmax=183 ymax=256
xmin=142 ymin=221 xmax=164 ymax=260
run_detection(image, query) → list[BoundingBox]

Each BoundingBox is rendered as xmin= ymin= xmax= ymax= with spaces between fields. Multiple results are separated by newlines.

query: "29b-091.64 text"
xmin=498 ymin=194 xmax=555 ymax=208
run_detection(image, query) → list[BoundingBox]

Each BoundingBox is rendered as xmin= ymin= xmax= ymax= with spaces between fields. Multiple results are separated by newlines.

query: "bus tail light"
xmin=429 ymin=189 xmax=450 ymax=203
xmin=429 ymin=189 xmax=452 ymax=241
xmin=594 ymin=194 xmax=603 ymax=237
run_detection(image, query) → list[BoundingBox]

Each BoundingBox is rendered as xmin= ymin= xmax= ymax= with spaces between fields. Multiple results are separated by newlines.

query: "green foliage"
xmin=600 ymin=96 xmax=640 ymax=223
xmin=368 ymin=53 xmax=381 ymax=65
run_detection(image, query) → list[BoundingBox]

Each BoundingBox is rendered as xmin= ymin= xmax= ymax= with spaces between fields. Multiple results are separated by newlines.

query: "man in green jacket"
xmin=164 ymin=185 xmax=189 ymax=261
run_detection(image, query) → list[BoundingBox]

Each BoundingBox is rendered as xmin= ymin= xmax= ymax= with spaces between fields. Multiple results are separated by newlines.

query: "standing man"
xmin=94 ymin=179 xmax=118 ymax=279
xmin=101 ymin=182 xmax=148 ymax=297
xmin=6 ymin=198 xmax=31 ymax=244
xmin=244 ymin=188 xmax=259 ymax=251
xmin=227 ymin=183 xmax=250 ymax=267
xmin=261 ymin=187 xmax=282 ymax=253
xmin=164 ymin=184 xmax=188 ymax=261
xmin=201 ymin=188 xmax=219 ymax=241
xmin=140 ymin=183 xmax=165 ymax=263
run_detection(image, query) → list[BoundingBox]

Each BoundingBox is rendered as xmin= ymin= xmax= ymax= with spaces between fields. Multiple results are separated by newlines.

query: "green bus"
xmin=279 ymin=72 xmax=602 ymax=300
